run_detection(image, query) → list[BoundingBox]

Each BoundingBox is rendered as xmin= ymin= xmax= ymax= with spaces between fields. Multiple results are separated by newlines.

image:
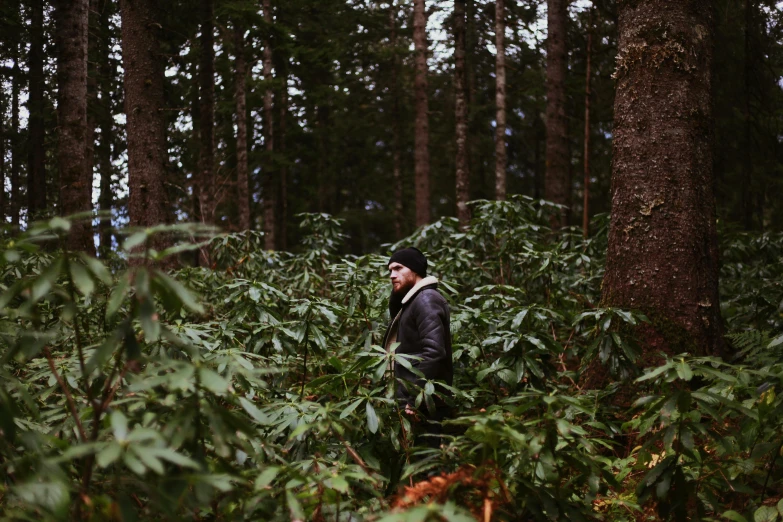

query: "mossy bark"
xmin=602 ymin=0 xmax=724 ymax=358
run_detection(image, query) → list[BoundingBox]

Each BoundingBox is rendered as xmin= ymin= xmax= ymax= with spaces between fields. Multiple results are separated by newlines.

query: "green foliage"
xmin=1 ymin=202 xmax=781 ymax=520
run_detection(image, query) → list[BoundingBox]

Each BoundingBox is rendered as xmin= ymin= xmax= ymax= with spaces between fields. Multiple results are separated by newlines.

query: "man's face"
xmin=389 ymin=262 xmax=419 ymax=295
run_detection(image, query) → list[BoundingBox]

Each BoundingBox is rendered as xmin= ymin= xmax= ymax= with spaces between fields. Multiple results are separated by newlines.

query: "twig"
xmin=44 ymin=347 xmax=88 ymax=442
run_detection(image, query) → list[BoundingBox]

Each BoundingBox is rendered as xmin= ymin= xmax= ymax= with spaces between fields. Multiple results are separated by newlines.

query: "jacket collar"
xmin=401 ymin=276 xmax=439 ymax=305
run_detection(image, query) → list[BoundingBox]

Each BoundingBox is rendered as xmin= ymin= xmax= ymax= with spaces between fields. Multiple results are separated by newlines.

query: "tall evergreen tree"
xmin=389 ymin=0 xmax=404 ymax=239
xmin=56 ymin=0 xmax=94 ymax=252
xmin=454 ymin=0 xmax=470 ymax=226
xmin=261 ymin=0 xmax=275 ymax=249
xmin=198 ymin=0 xmax=216 ymax=229
xmin=119 ymin=0 xmax=168 ymax=233
xmin=494 ymin=0 xmax=506 ymax=201
xmin=545 ymin=0 xmax=569 ymax=226
xmin=10 ymin=41 xmax=20 ymax=229
xmin=27 ymin=0 xmax=46 ymax=218
xmin=234 ymin=22 xmax=250 ymax=232
xmin=413 ymin=0 xmax=430 ymax=227
xmin=602 ymin=0 xmax=724 ymax=356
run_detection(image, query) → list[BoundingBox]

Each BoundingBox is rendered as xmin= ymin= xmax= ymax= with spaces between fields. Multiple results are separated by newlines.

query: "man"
xmin=382 ymin=247 xmax=453 ymax=448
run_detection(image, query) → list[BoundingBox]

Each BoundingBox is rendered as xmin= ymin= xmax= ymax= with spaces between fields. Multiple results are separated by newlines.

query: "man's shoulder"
xmin=410 ymin=286 xmax=448 ymax=309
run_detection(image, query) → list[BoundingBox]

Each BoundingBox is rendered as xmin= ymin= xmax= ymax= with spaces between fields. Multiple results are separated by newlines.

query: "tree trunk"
xmin=119 ymin=0 xmax=168 ymax=232
xmin=97 ymin=0 xmax=114 ymax=256
xmin=413 ymin=0 xmax=430 ymax=227
xmin=261 ymin=0 xmax=275 ymax=250
xmin=544 ymin=0 xmax=569 ymax=227
xmin=198 ymin=0 xmax=215 ymax=231
xmin=278 ymin=66 xmax=288 ymax=251
xmin=389 ymin=0 xmax=404 ymax=239
xmin=742 ymin=0 xmax=754 ymax=230
xmin=582 ymin=7 xmax=592 ymax=238
xmin=454 ymin=0 xmax=470 ymax=226
xmin=56 ymin=0 xmax=95 ymax=253
xmin=28 ymin=0 xmax=47 ymax=218
xmin=85 ymin=0 xmax=99 ymax=228
xmin=602 ymin=0 xmax=724 ymax=358
xmin=494 ymin=0 xmax=507 ymax=201
xmin=11 ymin=43 xmax=20 ymax=230
xmin=234 ymin=23 xmax=250 ymax=231
xmin=0 ymin=99 xmax=5 ymax=221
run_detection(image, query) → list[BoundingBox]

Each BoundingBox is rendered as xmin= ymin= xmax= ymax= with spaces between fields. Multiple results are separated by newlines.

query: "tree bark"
xmin=545 ymin=0 xmax=569 ymax=227
xmin=198 ymin=0 xmax=215 ymax=231
xmin=85 ymin=0 xmax=100 ymax=228
xmin=0 ymin=98 xmax=5 ymax=221
xmin=413 ymin=0 xmax=430 ymax=227
xmin=454 ymin=0 xmax=470 ymax=226
xmin=582 ymin=7 xmax=592 ymax=238
xmin=28 ymin=0 xmax=47 ymax=218
xmin=233 ymin=22 xmax=250 ymax=231
xmin=119 ymin=0 xmax=168 ymax=232
xmin=494 ymin=0 xmax=507 ymax=201
xmin=389 ymin=0 xmax=404 ymax=239
xmin=742 ymin=0 xmax=754 ymax=230
xmin=97 ymin=0 xmax=114 ymax=256
xmin=261 ymin=0 xmax=275 ymax=250
xmin=11 ymin=43 xmax=20 ymax=230
xmin=56 ymin=0 xmax=95 ymax=253
xmin=602 ymin=0 xmax=724 ymax=357
xmin=278 ymin=66 xmax=288 ymax=251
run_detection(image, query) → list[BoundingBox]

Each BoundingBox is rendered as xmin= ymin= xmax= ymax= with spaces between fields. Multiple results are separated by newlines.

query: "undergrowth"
xmin=0 ymin=198 xmax=781 ymax=521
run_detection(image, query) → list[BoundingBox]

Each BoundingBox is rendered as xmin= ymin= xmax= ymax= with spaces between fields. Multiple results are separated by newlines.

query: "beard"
xmin=389 ymin=279 xmax=416 ymax=318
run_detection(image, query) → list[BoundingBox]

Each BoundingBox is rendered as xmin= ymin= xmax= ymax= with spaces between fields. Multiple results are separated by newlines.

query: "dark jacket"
xmin=382 ymin=277 xmax=453 ymax=410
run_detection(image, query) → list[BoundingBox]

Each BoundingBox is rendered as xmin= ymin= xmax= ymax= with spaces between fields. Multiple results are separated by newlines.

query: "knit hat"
xmin=388 ymin=247 xmax=427 ymax=277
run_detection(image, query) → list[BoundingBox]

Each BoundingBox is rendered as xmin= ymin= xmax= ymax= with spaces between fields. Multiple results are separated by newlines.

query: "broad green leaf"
xmin=676 ymin=360 xmax=693 ymax=381
xmin=199 ymin=368 xmax=229 ymax=394
xmin=339 ymin=399 xmax=364 ymax=420
xmin=80 ymin=253 xmax=112 ymax=285
xmin=132 ymin=446 xmax=164 ymax=474
xmin=254 ymin=467 xmax=280 ymax=490
xmin=106 ymin=274 xmax=130 ymax=319
xmin=70 ymin=262 xmax=95 ymax=297
xmin=97 ymin=442 xmax=123 ymax=468
xmin=754 ymin=506 xmax=779 ymax=522
xmin=153 ymin=270 xmax=205 ymax=314
xmin=111 ymin=410 xmax=129 ymax=441
xmin=123 ymin=231 xmax=148 ymax=251
xmin=721 ymin=511 xmax=747 ymax=522
xmin=366 ymin=402 xmax=379 ymax=434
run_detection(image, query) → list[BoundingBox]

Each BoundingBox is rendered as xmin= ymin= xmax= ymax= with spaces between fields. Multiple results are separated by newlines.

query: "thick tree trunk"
xmin=544 ymin=0 xmax=569 ymax=227
xmin=582 ymin=8 xmax=592 ymax=238
xmin=198 ymin=0 xmax=215 ymax=230
xmin=261 ymin=0 xmax=275 ymax=250
xmin=28 ymin=0 xmax=47 ymax=218
xmin=494 ymin=0 xmax=507 ymax=201
xmin=234 ymin=23 xmax=250 ymax=231
xmin=97 ymin=0 xmax=114 ymax=256
xmin=454 ymin=0 xmax=470 ymax=226
xmin=119 ymin=0 xmax=168 ymax=232
xmin=602 ymin=0 xmax=724 ymax=357
xmin=389 ymin=0 xmax=403 ymax=239
xmin=413 ymin=0 xmax=430 ymax=227
xmin=11 ymin=45 xmax=20 ymax=229
xmin=56 ymin=0 xmax=95 ymax=253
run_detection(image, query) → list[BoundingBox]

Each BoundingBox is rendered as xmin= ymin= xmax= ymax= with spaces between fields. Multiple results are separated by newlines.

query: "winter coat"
xmin=381 ymin=276 xmax=453 ymax=410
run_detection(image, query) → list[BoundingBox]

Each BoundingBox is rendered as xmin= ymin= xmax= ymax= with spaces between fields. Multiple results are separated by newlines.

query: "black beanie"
xmin=388 ymin=247 xmax=427 ymax=277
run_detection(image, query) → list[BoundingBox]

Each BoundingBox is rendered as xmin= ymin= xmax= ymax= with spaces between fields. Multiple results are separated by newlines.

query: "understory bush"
xmin=0 ymin=198 xmax=781 ymax=521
